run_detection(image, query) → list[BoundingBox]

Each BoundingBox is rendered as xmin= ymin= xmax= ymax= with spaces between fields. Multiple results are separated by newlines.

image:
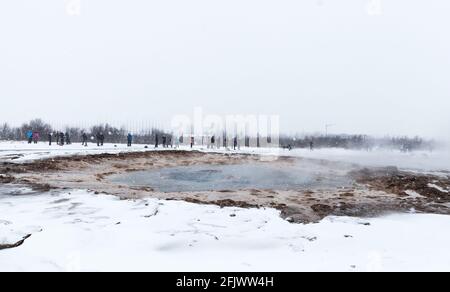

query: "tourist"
xmin=127 ymin=133 xmax=133 ymax=147
xmin=26 ymin=130 xmax=33 ymax=144
xmin=59 ymin=132 xmax=65 ymax=146
xmin=82 ymin=133 xmax=88 ymax=147
xmin=32 ymin=132 xmax=40 ymax=144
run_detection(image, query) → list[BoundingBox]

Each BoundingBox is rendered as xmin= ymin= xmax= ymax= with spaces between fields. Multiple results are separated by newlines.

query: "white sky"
xmin=0 ymin=0 xmax=449 ymax=138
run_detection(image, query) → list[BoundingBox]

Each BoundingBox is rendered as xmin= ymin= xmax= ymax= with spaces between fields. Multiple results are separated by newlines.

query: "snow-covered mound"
xmin=0 ymin=189 xmax=449 ymax=272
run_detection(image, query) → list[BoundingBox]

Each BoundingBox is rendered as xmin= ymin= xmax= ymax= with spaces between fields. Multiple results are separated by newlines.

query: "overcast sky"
xmin=0 ymin=0 xmax=449 ymax=138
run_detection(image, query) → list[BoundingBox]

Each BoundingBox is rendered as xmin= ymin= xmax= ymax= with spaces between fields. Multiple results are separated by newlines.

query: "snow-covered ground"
xmin=1 ymin=141 xmax=449 ymax=272
xmin=0 ymin=141 xmax=155 ymax=162
xmin=1 ymin=189 xmax=449 ymax=272
xmin=1 ymin=141 xmax=449 ymax=173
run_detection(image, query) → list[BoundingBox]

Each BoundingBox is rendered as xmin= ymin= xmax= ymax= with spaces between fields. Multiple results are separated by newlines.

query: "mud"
xmin=1 ymin=150 xmax=449 ymax=223
xmin=352 ymin=167 xmax=450 ymax=203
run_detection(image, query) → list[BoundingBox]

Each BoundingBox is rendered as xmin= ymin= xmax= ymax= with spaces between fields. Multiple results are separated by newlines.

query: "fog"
xmin=0 ymin=0 xmax=449 ymax=139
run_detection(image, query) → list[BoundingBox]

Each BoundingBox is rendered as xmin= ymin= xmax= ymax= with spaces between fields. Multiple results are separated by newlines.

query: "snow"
xmin=0 ymin=220 xmax=25 ymax=246
xmin=404 ymin=190 xmax=425 ymax=199
xmin=0 ymin=189 xmax=449 ymax=272
xmin=428 ymin=183 xmax=449 ymax=193
xmin=0 ymin=141 xmax=155 ymax=162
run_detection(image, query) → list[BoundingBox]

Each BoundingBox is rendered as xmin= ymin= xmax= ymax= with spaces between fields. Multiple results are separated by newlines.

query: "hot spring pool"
xmin=110 ymin=163 xmax=353 ymax=193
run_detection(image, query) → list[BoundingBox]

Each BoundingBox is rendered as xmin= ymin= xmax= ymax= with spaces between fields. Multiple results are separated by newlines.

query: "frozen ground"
xmin=1 ymin=188 xmax=449 ymax=272
xmin=0 ymin=141 xmax=154 ymax=162
xmin=1 ymin=141 xmax=449 ymax=272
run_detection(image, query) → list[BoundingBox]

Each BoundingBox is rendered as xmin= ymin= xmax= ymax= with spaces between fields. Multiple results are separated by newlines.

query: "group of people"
xmin=25 ymin=130 xmax=134 ymax=147
xmin=26 ymin=130 xmax=40 ymax=144
xmin=25 ymin=130 xmax=261 ymax=150
xmin=47 ymin=132 xmax=72 ymax=146
xmin=155 ymin=135 xmax=172 ymax=148
xmin=187 ymin=135 xmax=239 ymax=150
xmin=95 ymin=133 xmax=105 ymax=147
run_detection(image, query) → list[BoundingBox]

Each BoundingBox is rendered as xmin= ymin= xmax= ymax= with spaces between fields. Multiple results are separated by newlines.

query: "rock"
xmin=0 ymin=234 xmax=31 ymax=251
xmin=311 ymin=204 xmax=334 ymax=215
xmin=285 ymin=217 xmax=294 ymax=223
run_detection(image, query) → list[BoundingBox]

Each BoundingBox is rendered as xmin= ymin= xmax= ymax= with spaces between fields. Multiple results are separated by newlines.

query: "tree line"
xmin=0 ymin=119 xmax=436 ymax=152
xmin=0 ymin=119 xmax=171 ymax=145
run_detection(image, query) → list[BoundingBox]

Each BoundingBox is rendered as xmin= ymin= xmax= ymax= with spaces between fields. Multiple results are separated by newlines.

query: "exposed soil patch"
xmin=351 ymin=167 xmax=450 ymax=203
xmin=0 ymin=174 xmax=15 ymax=184
xmin=180 ymin=197 xmax=260 ymax=209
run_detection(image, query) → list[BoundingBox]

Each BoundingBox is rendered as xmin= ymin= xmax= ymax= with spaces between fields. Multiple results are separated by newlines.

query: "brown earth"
xmin=1 ymin=150 xmax=449 ymax=223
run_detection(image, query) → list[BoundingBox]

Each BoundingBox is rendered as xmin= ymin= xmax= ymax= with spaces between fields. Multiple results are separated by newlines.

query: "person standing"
xmin=233 ymin=136 xmax=238 ymax=150
xmin=162 ymin=135 xmax=167 ymax=148
xmin=48 ymin=133 xmax=52 ymax=146
xmin=60 ymin=132 xmax=65 ymax=146
xmin=155 ymin=134 xmax=159 ymax=148
xmin=96 ymin=132 xmax=104 ymax=146
xmin=33 ymin=132 xmax=40 ymax=144
xmin=127 ymin=133 xmax=133 ymax=147
xmin=82 ymin=132 xmax=88 ymax=147
xmin=26 ymin=130 xmax=33 ymax=144
xmin=65 ymin=132 xmax=71 ymax=145
xmin=310 ymin=140 xmax=314 ymax=151
xmin=55 ymin=132 xmax=60 ymax=145
xmin=190 ymin=136 xmax=194 ymax=148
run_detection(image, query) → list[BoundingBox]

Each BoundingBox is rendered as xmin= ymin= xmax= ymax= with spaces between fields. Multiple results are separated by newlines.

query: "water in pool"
xmin=111 ymin=163 xmax=352 ymax=192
